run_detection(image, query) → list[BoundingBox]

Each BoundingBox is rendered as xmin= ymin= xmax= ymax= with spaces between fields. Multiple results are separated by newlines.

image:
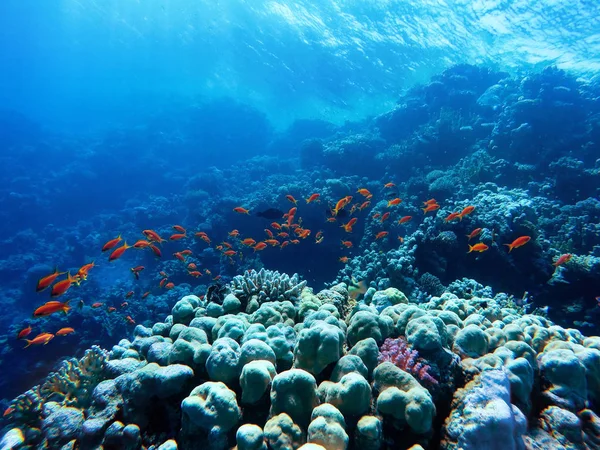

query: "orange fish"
xmin=174 ymin=252 xmax=185 ymax=262
xmin=444 ymin=212 xmax=461 ymax=223
xmin=380 ymin=212 xmax=390 ymax=223
xmin=33 ymin=300 xmax=71 ymax=317
xmin=131 ymin=266 xmax=144 ymax=280
xmin=108 ymin=306 xmax=117 ymax=312
xmin=375 ymin=231 xmax=389 ymax=240
xmin=423 ymin=199 xmax=437 ymax=205
xmin=78 ymin=262 xmax=95 ymax=275
xmin=467 ymin=228 xmax=483 ymax=240
xmin=165 ymin=282 xmax=175 ymax=290
xmin=339 ymin=256 xmax=349 ymax=263
xmin=468 ymin=243 xmax=489 ymax=253
xmin=357 ymin=188 xmax=372 ymax=198
xmin=315 ymin=231 xmax=323 ymax=239
xmin=121 ymin=302 xmax=128 ymax=308
xmin=387 ymin=198 xmax=402 ymax=207
xmin=200 ymin=235 xmax=211 ymax=245
xmin=50 ymin=273 xmax=77 ymax=298
xmin=278 ymin=232 xmax=289 ymax=238
xmin=265 ymin=229 xmax=274 ymax=238
xmin=142 ymin=291 xmax=150 ymax=299
xmin=109 ymin=242 xmax=131 ymax=262
xmin=341 ymin=240 xmax=353 ymax=248
xmin=326 ymin=217 xmax=337 ymax=222
xmin=195 ymin=231 xmax=208 ymax=238
xmin=233 ymin=207 xmax=250 ymax=214
xmin=553 ymin=254 xmax=573 ymax=267
xmin=228 ymin=229 xmax=240 ymax=237
xmin=3 ymin=407 xmax=14 ymax=417
xmin=505 ymin=236 xmax=531 ymax=252
xmin=55 ymin=327 xmax=75 ymax=336
xmin=281 ymin=240 xmax=290 ymax=249
xmin=265 ymin=239 xmax=280 ymax=246
xmin=189 ymin=271 xmax=203 ymax=278
xmin=221 ymin=242 xmax=233 ymax=249
xmin=398 ymin=236 xmax=404 ymax=244
xmin=149 ymin=244 xmax=162 ymax=257
xmin=17 ymin=326 xmax=32 ymax=339
xmin=159 ymin=271 xmax=168 ymax=277
xmin=143 ymin=230 xmax=165 ymax=243
xmin=159 ymin=278 xmax=168 ymax=288
xmin=422 ymin=204 xmax=440 ymax=214
xmin=126 ymin=316 xmax=136 ymax=325
xmin=458 ymin=206 xmax=476 ymax=220
xmin=341 ymin=218 xmax=358 ymax=232
xmin=133 ymin=239 xmax=151 ymax=249
xmin=398 ymin=216 xmax=412 ymax=224
xmin=180 ymin=249 xmax=193 ymax=255
xmin=170 ymin=233 xmax=187 ymax=241
xmin=241 ymin=238 xmax=257 ymax=246
xmin=332 ymin=198 xmax=349 ymax=216
xmin=359 ymin=201 xmax=371 ymax=210
xmin=306 ymin=193 xmax=320 ymax=203
xmin=384 ymin=182 xmax=396 ymax=188
xmin=298 ymin=229 xmax=311 ymax=239
xmin=92 ymin=302 xmax=104 ymax=308
xmin=102 ymin=235 xmax=122 ymax=252
xmin=187 ymin=263 xmax=197 ymax=270
xmin=173 ymin=225 xmax=186 ymax=233
xmin=290 ymin=239 xmax=300 ymax=245
xmin=36 ymin=268 xmax=65 ymax=292
xmin=372 ymin=213 xmax=381 ymax=219
xmin=223 ymin=250 xmax=237 ymax=256
xmin=286 ymin=207 xmax=297 ymax=218
xmin=271 ymin=222 xmax=282 ymax=230
xmin=125 ymin=291 xmax=134 ymax=298
xmin=254 ymin=242 xmax=268 ymax=252
xmin=286 ymin=195 xmax=298 ymax=205
xmin=24 ymin=332 xmax=54 ymax=348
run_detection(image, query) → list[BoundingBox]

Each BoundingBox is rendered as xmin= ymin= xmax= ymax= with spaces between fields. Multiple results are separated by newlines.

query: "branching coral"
xmin=378 ymin=337 xmax=438 ymax=385
xmin=230 ymin=269 xmax=307 ymax=309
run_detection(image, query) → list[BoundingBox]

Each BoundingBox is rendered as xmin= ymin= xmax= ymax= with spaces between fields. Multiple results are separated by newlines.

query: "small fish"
xmin=165 ymin=282 xmax=175 ymax=290
xmin=339 ymin=256 xmax=349 ymax=263
xmin=109 ymin=242 xmax=131 ymax=262
xmin=341 ymin=218 xmax=357 ymax=232
xmin=159 ymin=278 xmax=168 ymax=288
xmin=326 ymin=217 xmax=337 ymax=222
xmin=133 ymin=240 xmax=151 ymax=249
xmin=423 ymin=198 xmax=437 ymax=205
xmin=159 ymin=271 xmax=168 ymax=277
xmin=143 ymin=230 xmax=165 ymax=243
xmin=384 ymin=182 xmax=396 ymax=188
xmin=55 ymin=327 xmax=75 ymax=336
xmin=189 ymin=271 xmax=203 ymax=277
xmin=444 ymin=212 xmax=461 ymax=223
xmin=468 ymin=243 xmax=489 ymax=253
xmin=108 ymin=306 xmax=117 ymax=312
xmin=142 ymin=291 xmax=150 ymax=299
xmin=264 ymin=239 xmax=280 ymax=246
xmin=223 ymin=250 xmax=237 ymax=256
xmin=78 ymin=262 xmax=95 ymax=277
xmin=3 ymin=407 xmax=14 ymax=417
xmin=228 ymin=229 xmax=240 ymax=237
xmin=125 ymin=291 xmax=134 ymax=298
xmin=254 ymin=242 xmax=268 ymax=252
xmin=36 ymin=268 xmax=66 ymax=292
xmin=278 ymin=232 xmax=289 ymax=238
xmin=372 ymin=213 xmax=381 ymax=219
xmin=422 ymin=203 xmax=440 ymax=214
xmin=265 ymin=229 xmax=274 ymax=238
xmin=387 ymin=198 xmax=402 ymax=207
xmin=341 ymin=240 xmax=353 ymax=248
xmin=102 ymin=235 xmax=122 ymax=252
xmin=398 ymin=216 xmax=412 ymax=224
xmin=121 ymin=302 xmax=128 ymax=308
xmin=126 ymin=316 xmax=136 ymax=325
xmin=222 ymin=242 xmax=233 ymax=249
xmin=375 ymin=231 xmax=389 ymax=240
xmin=306 ymin=193 xmax=320 ymax=203
xmin=149 ymin=243 xmax=162 ymax=256
xmin=458 ymin=206 xmax=476 ymax=220
xmin=169 ymin=233 xmax=187 ymax=241
xmin=233 ymin=207 xmax=250 ymax=214
xmin=131 ymin=266 xmax=145 ymax=279
xmin=187 ymin=263 xmax=197 ymax=270
xmin=397 ymin=236 xmax=404 ymax=244
xmin=466 ymin=228 xmax=483 ymax=240
xmin=24 ymin=332 xmax=54 ymax=348
xmin=290 ymin=239 xmax=300 ymax=244
xmin=332 ymin=197 xmax=349 ymax=216
xmin=17 ymin=326 xmax=32 ymax=340
xmin=359 ymin=201 xmax=371 ymax=210
xmin=92 ymin=302 xmax=104 ymax=308
xmin=505 ymin=236 xmax=531 ymax=252
xmin=50 ymin=273 xmax=77 ymax=298
xmin=174 ymin=252 xmax=185 ymax=262
xmin=286 ymin=195 xmax=298 ymax=205
xmin=280 ymin=240 xmax=290 ymax=249
xmin=357 ymin=188 xmax=372 ymax=198
xmin=553 ymin=254 xmax=573 ymax=267
xmin=241 ymin=238 xmax=257 ymax=246
xmin=271 ymin=222 xmax=282 ymax=230
xmin=181 ymin=249 xmax=193 ymax=255
xmin=173 ymin=225 xmax=186 ymax=233
xmin=380 ymin=212 xmax=390 ymax=223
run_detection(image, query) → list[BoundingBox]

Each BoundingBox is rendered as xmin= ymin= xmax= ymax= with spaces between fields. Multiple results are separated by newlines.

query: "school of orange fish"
xmin=19 ymin=182 xmax=573 ymax=348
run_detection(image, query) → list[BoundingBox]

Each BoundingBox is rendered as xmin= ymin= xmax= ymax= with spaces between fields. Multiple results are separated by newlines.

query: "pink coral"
xmin=378 ymin=337 xmax=438 ymax=385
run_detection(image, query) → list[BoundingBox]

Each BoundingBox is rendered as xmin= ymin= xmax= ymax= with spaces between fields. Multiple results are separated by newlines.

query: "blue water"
xmin=1 ymin=0 xmax=600 ymax=425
